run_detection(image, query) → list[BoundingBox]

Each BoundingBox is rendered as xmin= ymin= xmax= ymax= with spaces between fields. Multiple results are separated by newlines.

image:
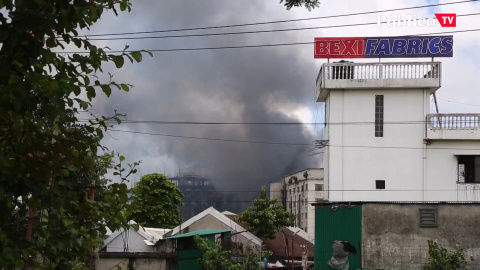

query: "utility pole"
xmin=290 ymin=230 xmax=301 ymax=270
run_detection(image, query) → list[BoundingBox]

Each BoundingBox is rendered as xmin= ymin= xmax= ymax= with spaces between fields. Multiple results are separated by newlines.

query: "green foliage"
xmin=280 ymin=0 xmax=320 ymax=10
xmin=0 ymin=0 xmax=149 ymax=268
xmin=195 ymin=235 xmax=234 ymax=270
xmin=237 ymin=187 xmax=295 ymax=239
xmin=128 ymin=173 xmax=183 ymax=228
xmin=194 ymin=235 xmax=268 ymax=270
xmin=424 ymin=239 xmax=469 ymax=270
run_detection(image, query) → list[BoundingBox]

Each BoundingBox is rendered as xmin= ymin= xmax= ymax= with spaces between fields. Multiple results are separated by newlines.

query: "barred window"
xmin=375 ymin=95 xmax=384 ymax=137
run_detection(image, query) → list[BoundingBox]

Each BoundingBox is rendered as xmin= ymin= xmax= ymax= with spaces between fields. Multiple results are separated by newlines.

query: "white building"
xmin=102 ymin=221 xmax=170 ymax=252
xmin=282 ymin=168 xmax=324 ymax=238
xmin=317 ymin=61 xmax=480 ymax=202
xmin=97 ymin=221 xmax=173 ymax=270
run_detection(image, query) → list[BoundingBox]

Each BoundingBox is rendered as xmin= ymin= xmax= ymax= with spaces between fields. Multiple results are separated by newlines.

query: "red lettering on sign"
xmin=314 ymin=38 xmax=366 ymax=59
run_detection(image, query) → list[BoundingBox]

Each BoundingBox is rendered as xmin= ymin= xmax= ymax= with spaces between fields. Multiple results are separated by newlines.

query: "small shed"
xmin=168 ymin=229 xmax=231 ymax=270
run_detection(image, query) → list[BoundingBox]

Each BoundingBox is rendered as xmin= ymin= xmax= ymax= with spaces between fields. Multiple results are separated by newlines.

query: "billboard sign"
xmin=314 ymin=36 xmax=453 ymax=59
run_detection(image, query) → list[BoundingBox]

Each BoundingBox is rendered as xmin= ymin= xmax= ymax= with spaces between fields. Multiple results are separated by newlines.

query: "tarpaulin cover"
xmin=328 ymin=240 xmax=349 ymax=270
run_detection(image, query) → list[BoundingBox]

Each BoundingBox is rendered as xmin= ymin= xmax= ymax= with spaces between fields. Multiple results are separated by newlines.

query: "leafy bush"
xmin=424 ymin=239 xmax=469 ymax=270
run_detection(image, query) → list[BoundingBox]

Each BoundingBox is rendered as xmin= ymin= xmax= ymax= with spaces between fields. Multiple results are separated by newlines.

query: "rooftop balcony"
xmin=316 ymin=62 xmax=441 ymax=102
xmin=427 ymin=114 xmax=480 ymax=140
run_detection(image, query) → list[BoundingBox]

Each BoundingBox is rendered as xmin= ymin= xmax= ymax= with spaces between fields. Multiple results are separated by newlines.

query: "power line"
xmin=180 ymin=189 xmax=480 ymax=192
xmin=86 ymin=21 xmax=379 ymax=41
xmin=56 ymin=28 xmax=480 ymax=54
xmin=438 ymin=98 xmax=480 ymax=107
xmin=84 ymin=0 xmax=475 ymax=37
xmin=110 ymin=128 xmax=480 ymax=151
xmin=80 ymin=186 xmax=480 ymax=193
xmin=110 ymin=129 xmax=313 ymax=146
xmin=84 ymin=13 xmax=480 ymax=41
xmin=79 ymin=119 xmax=476 ymax=126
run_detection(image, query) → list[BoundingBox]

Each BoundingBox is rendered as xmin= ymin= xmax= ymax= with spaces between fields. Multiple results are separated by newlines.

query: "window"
xmin=301 ymin=185 xmax=304 ymax=192
xmin=297 ymin=187 xmax=300 ymax=192
xmin=376 ymin=180 xmax=385 ymax=189
xmin=315 ymin=184 xmax=323 ymax=191
xmin=419 ymin=208 xmax=438 ymax=228
xmin=305 ymin=184 xmax=308 ymax=190
xmin=375 ymin=95 xmax=384 ymax=137
xmin=457 ymin=155 xmax=480 ymax=183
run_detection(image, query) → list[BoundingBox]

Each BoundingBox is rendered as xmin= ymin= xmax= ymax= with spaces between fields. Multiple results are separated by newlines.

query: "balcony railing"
xmin=427 ymin=113 xmax=480 ymax=140
xmin=428 ymin=114 xmax=480 ymax=130
xmin=320 ymin=62 xmax=440 ymax=81
xmin=316 ymin=62 xmax=442 ymax=101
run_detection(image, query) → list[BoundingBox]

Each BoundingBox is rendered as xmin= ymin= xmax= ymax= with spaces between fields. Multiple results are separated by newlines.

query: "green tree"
xmin=280 ymin=0 xmax=320 ymax=10
xmin=0 ymin=0 xmax=148 ymax=268
xmin=424 ymin=240 xmax=469 ymax=270
xmin=129 ymin=173 xmax=183 ymax=228
xmin=237 ymin=187 xmax=295 ymax=239
xmin=194 ymin=235 xmax=272 ymax=270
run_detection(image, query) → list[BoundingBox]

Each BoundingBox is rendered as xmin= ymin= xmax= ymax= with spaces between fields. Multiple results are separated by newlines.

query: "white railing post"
xmin=427 ymin=114 xmax=480 ymax=130
xmin=317 ymin=62 xmax=441 ymax=90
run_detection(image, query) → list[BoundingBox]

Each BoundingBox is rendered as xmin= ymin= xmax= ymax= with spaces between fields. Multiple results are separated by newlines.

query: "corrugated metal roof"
xmin=144 ymin=228 xmax=171 ymax=241
xmin=168 ymin=229 xmax=231 ymax=239
xmin=103 ymin=220 xmax=160 ymax=248
xmin=264 ymin=227 xmax=314 ymax=259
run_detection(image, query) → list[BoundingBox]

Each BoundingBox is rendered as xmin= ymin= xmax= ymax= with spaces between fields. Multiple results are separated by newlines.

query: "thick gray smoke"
xmin=88 ymin=0 xmax=321 ymax=210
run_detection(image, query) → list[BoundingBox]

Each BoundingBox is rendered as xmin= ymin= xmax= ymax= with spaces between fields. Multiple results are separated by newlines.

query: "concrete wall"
xmin=326 ymin=88 xmax=427 ymax=201
xmin=362 ymin=203 xmax=480 ymax=270
xmin=96 ymin=258 xmax=168 ymax=270
xmin=425 ymin=140 xmax=480 ymax=201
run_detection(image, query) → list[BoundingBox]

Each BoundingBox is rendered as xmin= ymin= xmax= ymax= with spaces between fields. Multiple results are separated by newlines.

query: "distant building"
xmin=269 ymin=182 xmax=283 ymax=203
xmin=270 ymin=168 xmax=324 ymax=238
xmin=169 ymin=168 xmax=222 ymax=220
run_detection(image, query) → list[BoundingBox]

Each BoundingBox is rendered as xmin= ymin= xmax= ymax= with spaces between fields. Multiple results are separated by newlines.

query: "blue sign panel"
xmin=364 ymin=36 xmax=453 ymax=58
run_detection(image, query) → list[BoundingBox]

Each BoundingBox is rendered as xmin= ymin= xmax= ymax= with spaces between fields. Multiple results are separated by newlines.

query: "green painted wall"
xmin=315 ymin=205 xmax=362 ymax=270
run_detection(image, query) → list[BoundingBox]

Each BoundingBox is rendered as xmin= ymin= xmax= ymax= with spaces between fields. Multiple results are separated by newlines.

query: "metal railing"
xmin=428 ymin=114 xmax=480 ymax=130
xmin=317 ymin=62 xmax=440 ymax=83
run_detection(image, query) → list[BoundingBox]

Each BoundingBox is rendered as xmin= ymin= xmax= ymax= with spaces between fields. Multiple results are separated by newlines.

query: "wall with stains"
xmin=362 ymin=203 xmax=480 ymax=270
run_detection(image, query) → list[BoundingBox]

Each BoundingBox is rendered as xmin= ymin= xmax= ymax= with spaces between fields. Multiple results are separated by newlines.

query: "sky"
xmin=72 ymin=0 xmax=480 ymax=200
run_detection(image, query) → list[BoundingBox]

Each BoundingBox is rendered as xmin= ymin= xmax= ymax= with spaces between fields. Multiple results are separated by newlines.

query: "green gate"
xmin=314 ymin=204 xmax=362 ymax=270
